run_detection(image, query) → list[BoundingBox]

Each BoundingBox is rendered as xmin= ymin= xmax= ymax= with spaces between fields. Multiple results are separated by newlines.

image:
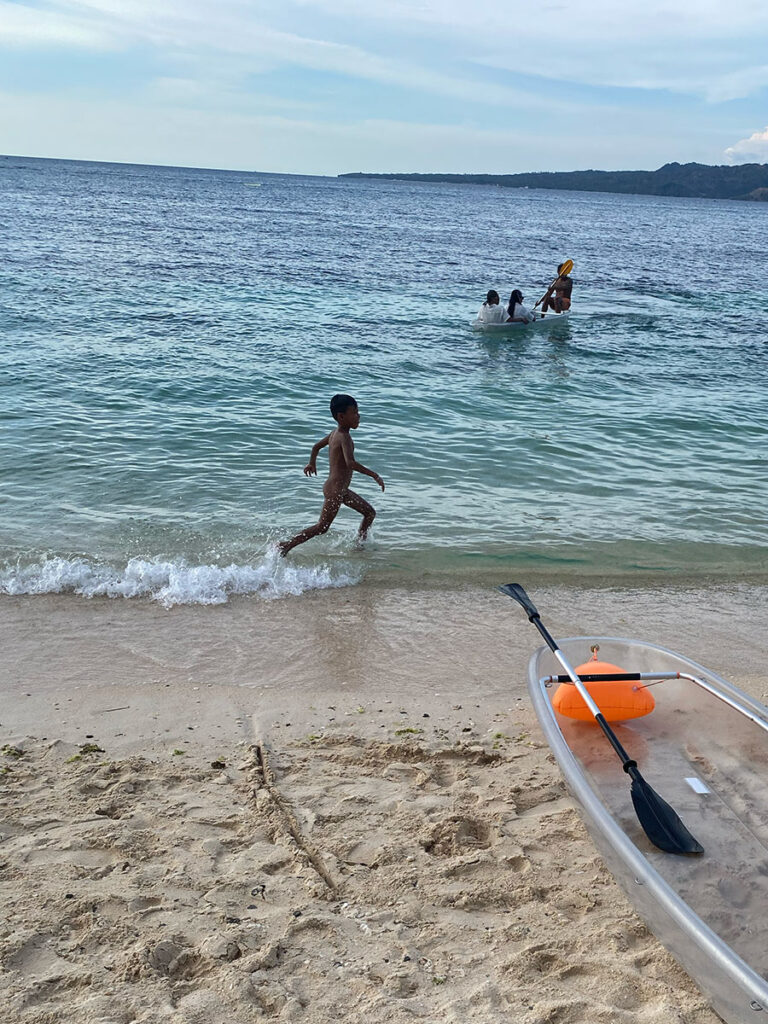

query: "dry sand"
xmin=2 ymin=581 xmax=766 ymax=1023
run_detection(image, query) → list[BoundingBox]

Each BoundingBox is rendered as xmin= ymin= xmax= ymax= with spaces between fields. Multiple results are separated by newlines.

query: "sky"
xmin=2 ymin=0 xmax=768 ymax=174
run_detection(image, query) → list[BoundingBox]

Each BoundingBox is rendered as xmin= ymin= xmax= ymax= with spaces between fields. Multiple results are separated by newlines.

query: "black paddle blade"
xmin=499 ymin=583 xmax=539 ymax=620
xmin=630 ymin=774 xmax=704 ymax=855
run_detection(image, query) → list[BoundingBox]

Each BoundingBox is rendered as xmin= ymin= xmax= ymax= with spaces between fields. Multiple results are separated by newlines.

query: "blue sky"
xmin=2 ymin=0 xmax=768 ymax=174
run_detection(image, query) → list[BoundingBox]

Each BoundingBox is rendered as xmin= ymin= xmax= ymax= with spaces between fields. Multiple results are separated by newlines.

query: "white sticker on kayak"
xmin=685 ymin=777 xmax=710 ymax=795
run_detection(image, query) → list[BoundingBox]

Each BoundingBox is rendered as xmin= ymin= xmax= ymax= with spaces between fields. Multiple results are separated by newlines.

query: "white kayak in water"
xmin=471 ymin=310 xmax=570 ymax=332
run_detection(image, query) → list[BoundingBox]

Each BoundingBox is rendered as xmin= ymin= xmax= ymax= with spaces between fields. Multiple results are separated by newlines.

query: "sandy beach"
xmin=2 ymin=581 xmax=766 ymax=1023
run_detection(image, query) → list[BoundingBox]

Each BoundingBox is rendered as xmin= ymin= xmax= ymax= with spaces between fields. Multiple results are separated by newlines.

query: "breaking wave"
xmin=0 ymin=553 xmax=361 ymax=607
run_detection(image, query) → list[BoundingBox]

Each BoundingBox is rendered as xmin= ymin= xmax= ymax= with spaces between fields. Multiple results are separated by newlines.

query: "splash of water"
xmin=0 ymin=551 xmax=362 ymax=607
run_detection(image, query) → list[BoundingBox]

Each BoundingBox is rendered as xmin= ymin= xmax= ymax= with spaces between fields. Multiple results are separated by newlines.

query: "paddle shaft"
xmin=526 ymin=613 xmax=636 ymax=769
xmin=533 ymin=279 xmax=557 ymax=311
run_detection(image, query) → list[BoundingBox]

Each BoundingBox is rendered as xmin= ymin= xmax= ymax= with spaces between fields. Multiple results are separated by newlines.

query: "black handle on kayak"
xmin=551 ymin=673 xmax=643 ymax=682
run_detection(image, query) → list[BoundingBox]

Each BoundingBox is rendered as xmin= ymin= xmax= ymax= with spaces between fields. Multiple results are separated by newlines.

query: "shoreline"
xmin=2 ymin=580 xmax=768 ymax=709
xmin=338 ymin=164 xmax=768 ymax=203
xmin=2 ymin=578 xmax=768 ymax=698
xmin=3 ymin=553 xmax=768 ymax=609
xmin=2 ymin=581 xmax=765 ymax=1022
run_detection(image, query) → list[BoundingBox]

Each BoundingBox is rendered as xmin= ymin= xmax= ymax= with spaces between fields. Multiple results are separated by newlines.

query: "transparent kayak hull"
xmin=528 ymin=637 xmax=768 ymax=1024
xmin=472 ymin=311 xmax=570 ymax=332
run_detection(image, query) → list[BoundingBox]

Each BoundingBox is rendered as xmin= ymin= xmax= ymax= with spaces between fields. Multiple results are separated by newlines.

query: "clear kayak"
xmin=528 ymin=637 xmax=768 ymax=1024
xmin=472 ymin=310 xmax=570 ymax=332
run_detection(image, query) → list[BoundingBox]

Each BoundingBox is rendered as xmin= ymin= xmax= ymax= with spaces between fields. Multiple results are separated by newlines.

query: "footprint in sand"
xmin=421 ymin=815 xmax=491 ymax=856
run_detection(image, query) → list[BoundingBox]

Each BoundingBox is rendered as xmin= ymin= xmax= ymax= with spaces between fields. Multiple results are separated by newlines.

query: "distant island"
xmin=339 ymin=162 xmax=768 ymax=201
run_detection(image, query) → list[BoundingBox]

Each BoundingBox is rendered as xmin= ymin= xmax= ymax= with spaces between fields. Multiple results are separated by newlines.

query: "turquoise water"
xmin=1 ymin=155 xmax=766 ymax=603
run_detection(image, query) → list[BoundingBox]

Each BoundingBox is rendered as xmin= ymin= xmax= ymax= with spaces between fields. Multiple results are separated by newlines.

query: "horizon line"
xmin=3 ymin=152 xmax=766 ymax=178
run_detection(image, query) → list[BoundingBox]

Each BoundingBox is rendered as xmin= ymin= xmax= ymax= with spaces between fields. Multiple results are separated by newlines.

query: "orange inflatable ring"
xmin=552 ymin=660 xmax=655 ymax=723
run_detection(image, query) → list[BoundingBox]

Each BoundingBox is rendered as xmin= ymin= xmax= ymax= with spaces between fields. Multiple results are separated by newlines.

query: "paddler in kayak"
xmin=540 ymin=263 xmax=573 ymax=313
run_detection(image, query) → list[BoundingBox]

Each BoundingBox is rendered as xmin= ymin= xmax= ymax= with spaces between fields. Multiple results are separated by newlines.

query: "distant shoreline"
xmin=339 ymin=161 xmax=768 ymax=202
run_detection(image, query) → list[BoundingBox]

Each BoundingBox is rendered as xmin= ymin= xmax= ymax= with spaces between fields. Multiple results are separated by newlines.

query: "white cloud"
xmin=292 ymin=0 xmax=768 ymax=38
xmin=2 ymin=0 xmax=768 ymax=170
xmin=0 ymin=1 xmax=606 ymax=114
xmin=725 ymin=127 xmax=768 ymax=164
xmin=290 ymin=0 xmax=768 ymax=101
xmin=703 ymin=65 xmax=768 ymax=102
xmin=288 ymin=0 xmax=768 ymax=59
xmin=6 ymin=0 xmax=768 ymax=102
xmin=0 ymin=1 xmax=115 ymax=47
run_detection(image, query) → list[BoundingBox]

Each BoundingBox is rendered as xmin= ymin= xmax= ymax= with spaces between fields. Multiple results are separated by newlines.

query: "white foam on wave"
xmin=0 ymin=551 xmax=362 ymax=607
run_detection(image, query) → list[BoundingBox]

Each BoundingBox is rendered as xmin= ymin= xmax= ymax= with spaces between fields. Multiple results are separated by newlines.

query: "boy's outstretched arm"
xmin=304 ymin=433 xmax=331 ymax=476
xmin=340 ymin=433 xmax=385 ymax=491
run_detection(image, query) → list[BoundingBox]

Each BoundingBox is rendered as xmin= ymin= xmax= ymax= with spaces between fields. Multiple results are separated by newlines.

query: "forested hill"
xmin=339 ymin=163 xmax=768 ymax=201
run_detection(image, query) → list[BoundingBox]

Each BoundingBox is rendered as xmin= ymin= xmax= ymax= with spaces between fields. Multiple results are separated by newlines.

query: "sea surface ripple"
xmin=1 ymin=156 xmax=766 ymax=603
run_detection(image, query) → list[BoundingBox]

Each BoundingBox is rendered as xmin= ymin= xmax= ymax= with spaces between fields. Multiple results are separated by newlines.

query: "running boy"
xmin=278 ymin=394 xmax=384 ymax=556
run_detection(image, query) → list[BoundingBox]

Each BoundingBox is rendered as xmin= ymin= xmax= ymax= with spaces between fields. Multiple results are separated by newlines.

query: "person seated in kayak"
xmin=476 ymin=289 xmax=507 ymax=325
xmin=541 ymin=264 xmax=573 ymax=313
xmin=506 ymin=289 xmax=537 ymax=323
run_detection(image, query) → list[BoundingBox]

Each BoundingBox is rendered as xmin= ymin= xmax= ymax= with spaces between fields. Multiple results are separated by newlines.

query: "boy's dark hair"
xmin=486 ymin=289 xmax=499 ymax=304
xmin=330 ymin=393 xmax=358 ymax=420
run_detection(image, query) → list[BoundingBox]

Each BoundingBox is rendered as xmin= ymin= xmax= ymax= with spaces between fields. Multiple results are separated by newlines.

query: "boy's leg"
xmin=278 ymin=495 xmax=342 ymax=556
xmin=342 ymin=489 xmax=376 ymax=540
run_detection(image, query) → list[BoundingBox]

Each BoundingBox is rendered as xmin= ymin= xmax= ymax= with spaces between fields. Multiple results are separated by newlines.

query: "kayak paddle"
xmin=533 ymin=258 xmax=573 ymax=311
xmin=499 ymin=583 xmax=704 ymax=856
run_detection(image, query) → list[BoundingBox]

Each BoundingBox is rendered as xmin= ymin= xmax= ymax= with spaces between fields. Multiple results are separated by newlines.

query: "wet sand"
xmin=1 ymin=582 xmax=766 ymax=1022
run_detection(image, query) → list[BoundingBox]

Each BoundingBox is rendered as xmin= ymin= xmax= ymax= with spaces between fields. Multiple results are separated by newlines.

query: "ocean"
xmin=1 ymin=155 xmax=766 ymax=606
